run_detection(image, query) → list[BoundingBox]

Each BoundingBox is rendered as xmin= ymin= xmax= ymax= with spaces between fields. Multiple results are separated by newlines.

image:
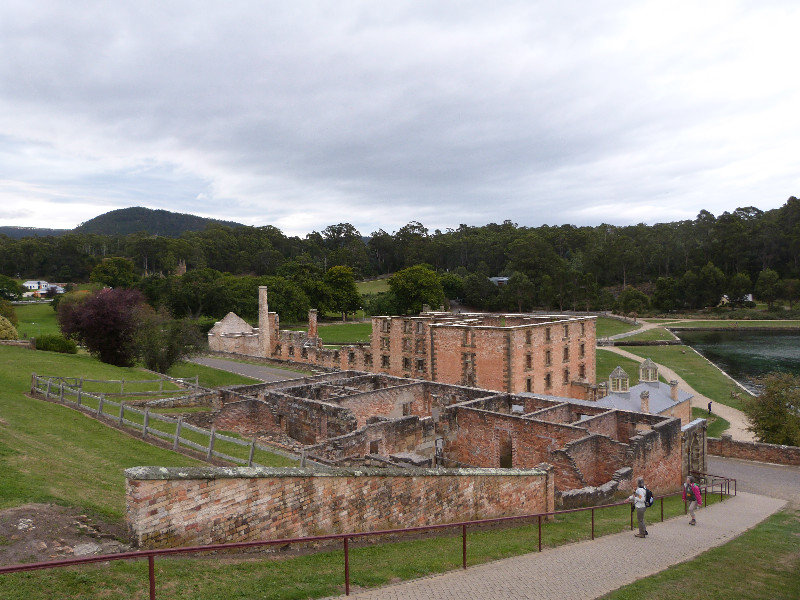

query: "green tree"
xmin=698 ymin=262 xmax=727 ymax=307
xmin=742 ymin=373 xmax=800 ymax=446
xmin=781 ymin=278 xmax=800 ymax=309
xmin=388 ymin=265 xmax=445 ymax=315
xmin=652 ymin=277 xmax=680 ymax=313
xmin=439 ymin=272 xmax=465 ymax=301
xmin=755 ymin=268 xmax=781 ymax=309
xmin=0 ymin=315 xmax=18 ymax=340
xmin=135 ymin=307 xmax=202 ymax=373
xmin=0 ymin=275 xmax=24 ymax=300
xmin=502 ymin=272 xmax=535 ymax=312
xmin=727 ymin=272 xmax=752 ymax=306
xmin=0 ymin=298 xmax=18 ymax=326
xmin=617 ymin=286 xmax=650 ymax=316
xmin=90 ymin=257 xmax=140 ymax=288
xmin=325 ymin=266 xmax=361 ymax=320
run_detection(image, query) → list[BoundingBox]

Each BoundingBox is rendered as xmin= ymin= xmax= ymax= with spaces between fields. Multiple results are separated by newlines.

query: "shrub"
xmin=0 ymin=315 xmax=18 ymax=340
xmin=34 ymin=334 xmax=78 ymax=354
xmin=0 ymin=299 xmax=17 ymax=326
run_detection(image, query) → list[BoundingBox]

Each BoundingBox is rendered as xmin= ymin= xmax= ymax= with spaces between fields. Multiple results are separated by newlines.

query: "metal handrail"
xmin=0 ymin=476 xmax=736 ymax=598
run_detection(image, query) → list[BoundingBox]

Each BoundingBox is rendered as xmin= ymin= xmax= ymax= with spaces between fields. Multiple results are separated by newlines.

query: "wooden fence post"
xmin=142 ymin=409 xmax=150 ymax=438
xmin=120 ymin=379 xmax=125 ymax=394
xmin=207 ymin=427 xmax=216 ymax=461
xmin=248 ymin=438 xmax=256 ymax=467
xmin=59 ymin=383 xmax=64 ymax=402
xmin=174 ymin=418 xmax=183 ymax=451
xmin=45 ymin=379 xmax=52 ymax=399
xmin=159 ymin=379 xmax=164 ymax=392
xmin=119 ymin=402 xmax=125 ymax=426
xmin=31 ymin=373 xmax=37 ymax=393
xmin=77 ymin=388 xmax=82 ymax=406
xmin=97 ymin=394 xmax=105 ymax=416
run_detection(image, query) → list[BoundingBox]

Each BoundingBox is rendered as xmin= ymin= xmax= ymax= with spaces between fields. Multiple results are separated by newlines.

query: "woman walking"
xmin=683 ymin=476 xmax=702 ymax=525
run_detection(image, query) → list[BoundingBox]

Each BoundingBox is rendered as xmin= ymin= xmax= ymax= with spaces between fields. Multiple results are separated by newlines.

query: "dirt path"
xmin=599 ymin=346 xmax=754 ymax=441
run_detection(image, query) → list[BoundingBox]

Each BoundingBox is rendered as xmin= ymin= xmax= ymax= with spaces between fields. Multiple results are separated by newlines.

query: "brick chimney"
xmin=258 ymin=286 xmax=270 ymax=358
xmin=308 ymin=309 xmax=318 ymax=338
xmin=669 ymin=380 xmax=679 ymax=401
xmin=640 ymin=390 xmax=650 ymax=413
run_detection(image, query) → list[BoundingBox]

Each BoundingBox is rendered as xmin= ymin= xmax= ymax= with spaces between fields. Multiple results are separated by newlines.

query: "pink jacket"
xmin=683 ymin=483 xmax=702 ymax=504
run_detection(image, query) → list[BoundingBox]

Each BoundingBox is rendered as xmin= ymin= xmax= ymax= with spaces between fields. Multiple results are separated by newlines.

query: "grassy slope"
xmin=624 ymin=346 xmax=746 ymax=410
xmin=357 ymin=279 xmax=391 ymax=294
xmin=601 ymin=507 xmax=800 ymax=600
xmin=166 ymin=360 xmax=260 ymax=387
xmin=0 ymin=346 xmax=294 ymax=522
xmin=596 ymin=349 xmax=643 ymax=384
xmin=0 ymin=495 xmax=725 ymax=599
xmin=596 ymin=317 xmax=638 ymax=338
xmin=13 ymin=303 xmax=59 ymax=338
xmin=0 ymin=346 xmax=206 ymax=521
xmin=691 ymin=407 xmax=730 ymax=438
xmin=621 ymin=327 xmax=675 ymax=342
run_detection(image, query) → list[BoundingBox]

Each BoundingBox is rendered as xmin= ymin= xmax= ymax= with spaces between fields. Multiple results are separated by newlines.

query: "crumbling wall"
xmin=125 ymin=465 xmax=555 ymax=548
xmin=625 ymin=417 xmax=683 ymax=494
xmin=708 ymin=434 xmax=800 ymax=466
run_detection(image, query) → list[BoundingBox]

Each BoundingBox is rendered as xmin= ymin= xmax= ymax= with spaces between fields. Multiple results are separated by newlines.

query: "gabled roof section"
xmin=609 ymin=366 xmax=629 ymax=379
xmin=209 ymin=312 xmax=255 ymax=336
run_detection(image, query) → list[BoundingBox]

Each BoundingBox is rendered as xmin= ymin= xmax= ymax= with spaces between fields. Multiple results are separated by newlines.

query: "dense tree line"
xmin=3 ymin=197 xmax=800 ymax=314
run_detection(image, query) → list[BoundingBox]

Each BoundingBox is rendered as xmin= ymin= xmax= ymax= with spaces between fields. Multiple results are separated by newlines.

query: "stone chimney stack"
xmin=258 ymin=286 xmax=271 ymax=357
xmin=640 ymin=390 xmax=650 ymax=413
xmin=670 ymin=380 xmax=679 ymax=401
xmin=308 ymin=309 xmax=318 ymax=338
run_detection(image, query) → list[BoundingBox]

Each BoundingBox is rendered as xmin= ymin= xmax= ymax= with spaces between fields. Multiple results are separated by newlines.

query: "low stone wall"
xmin=0 ymin=339 xmax=34 ymax=349
xmin=708 ymin=434 xmax=800 ymax=466
xmin=125 ymin=465 xmax=555 ymax=548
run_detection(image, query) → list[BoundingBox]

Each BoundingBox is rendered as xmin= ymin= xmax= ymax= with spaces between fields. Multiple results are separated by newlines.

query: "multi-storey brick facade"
xmin=208 ymin=286 xmax=596 ymax=399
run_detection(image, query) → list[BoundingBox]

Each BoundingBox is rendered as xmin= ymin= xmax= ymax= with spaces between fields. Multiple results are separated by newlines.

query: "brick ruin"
xmin=210 ymin=371 xmax=689 ymax=502
xmin=126 ymin=465 xmax=555 ymax=548
xmin=208 ymin=286 xmax=596 ymax=398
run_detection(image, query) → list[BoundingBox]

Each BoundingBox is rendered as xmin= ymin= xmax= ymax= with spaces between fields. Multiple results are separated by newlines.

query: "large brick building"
xmin=208 ymin=286 xmax=596 ymax=399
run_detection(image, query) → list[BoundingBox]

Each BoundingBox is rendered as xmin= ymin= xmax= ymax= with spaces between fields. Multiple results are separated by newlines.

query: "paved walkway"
xmin=190 ymin=356 xmax=307 ymax=382
xmin=709 ymin=456 xmax=800 ymax=502
xmin=598 ymin=345 xmax=755 ymax=442
xmin=328 ymin=492 xmax=784 ymax=600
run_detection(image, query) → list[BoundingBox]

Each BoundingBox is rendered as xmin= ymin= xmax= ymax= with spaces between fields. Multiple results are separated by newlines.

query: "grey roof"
xmin=596 ymin=381 xmax=692 ymax=413
xmin=609 ymin=366 xmax=629 ymax=379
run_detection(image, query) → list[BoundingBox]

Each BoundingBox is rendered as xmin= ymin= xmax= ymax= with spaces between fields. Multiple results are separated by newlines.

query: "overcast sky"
xmin=1 ymin=1 xmax=798 ymax=236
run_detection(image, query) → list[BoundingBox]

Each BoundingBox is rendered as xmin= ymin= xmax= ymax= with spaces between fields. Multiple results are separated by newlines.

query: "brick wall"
xmin=708 ymin=435 xmax=800 ymax=466
xmin=125 ymin=465 xmax=555 ymax=548
xmin=626 ymin=418 xmax=683 ymax=494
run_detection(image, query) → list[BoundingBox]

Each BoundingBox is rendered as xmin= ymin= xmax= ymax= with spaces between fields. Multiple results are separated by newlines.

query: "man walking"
xmin=628 ymin=478 xmax=648 ymax=538
xmin=683 ymin=476 xmax=702 ymax=525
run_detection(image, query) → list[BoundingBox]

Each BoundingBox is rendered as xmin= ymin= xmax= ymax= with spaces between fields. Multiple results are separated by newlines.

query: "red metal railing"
xmin=0 ymin=474 xmax=735 ymax=598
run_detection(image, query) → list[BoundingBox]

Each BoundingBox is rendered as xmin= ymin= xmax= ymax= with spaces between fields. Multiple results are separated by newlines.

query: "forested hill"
xmin=2 ymin=197 xmax=800 ymax=313
xmin=0 ymin=226 xmax=69 ymax=239
xmin=73 ymin=207 xmax=243 ymax=236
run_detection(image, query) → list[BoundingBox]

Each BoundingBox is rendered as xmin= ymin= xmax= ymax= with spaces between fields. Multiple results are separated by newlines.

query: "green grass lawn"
xmin=12 ymin=303 xmax=59 ymax=338
xmin=596 ymin=317 xmax=638 ymax=338
xmin=167 ymin=360 xmax=261 ymax=387
xmin=0 ymin=346 xmax=293 ymax=522
xmin=601 ymin=507 xmax=800 ymax=600
xmin=0 ymin=346 xmax=205 ymax=521
xmin=596 ymin=349 xmax=643 ymax=384
xmin=667 ymin=320 xmax=800 ymax=329
xmin=619 ymin=327 xmax=676 ymax=342
xmin=624 ymin=346 xmax=747 ymax=410
xmin=357 ymin=278 xmax=391 ymax=294
xmin=0 ymin=493 xmax=726 ymax=599
xmin=691 ymin=407 xmax=730 ymax=437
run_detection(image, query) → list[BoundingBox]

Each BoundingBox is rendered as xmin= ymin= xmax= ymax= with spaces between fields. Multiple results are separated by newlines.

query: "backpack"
xmin=644 ymin=487 xmax=655 ymax=507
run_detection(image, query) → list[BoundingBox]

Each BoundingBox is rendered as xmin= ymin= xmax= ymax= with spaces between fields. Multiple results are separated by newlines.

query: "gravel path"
xmin=327 ymin=492 xmax=784 ymax=600
xmin=190 ymin=356 xmax=309 ymax=383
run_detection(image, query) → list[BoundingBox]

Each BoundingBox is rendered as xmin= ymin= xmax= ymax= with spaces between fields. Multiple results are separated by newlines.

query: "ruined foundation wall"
xmin=708 ymin=435 xmax=800 ymax=466
xmin=125 ymin=465 xmax=555 ymax=548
